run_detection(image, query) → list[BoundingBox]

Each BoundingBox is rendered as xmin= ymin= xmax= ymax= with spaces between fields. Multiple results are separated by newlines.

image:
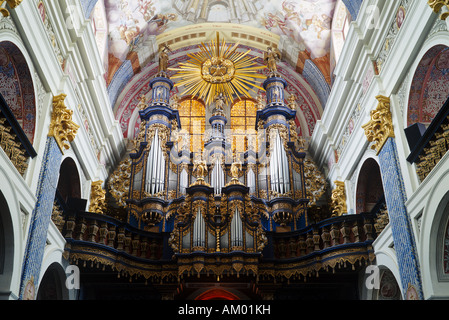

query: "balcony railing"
xmin=53 ymin=189 xmax=389 ymax=283
xmin=407 ymin=95 xmax=449 ymax=182
xmin=0 ymin=93 xmax=36 ymax=175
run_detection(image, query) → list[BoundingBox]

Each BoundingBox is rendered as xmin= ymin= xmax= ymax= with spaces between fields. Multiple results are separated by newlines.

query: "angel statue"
xmin=193 ymin=154 xmax=208 ymax=185
xmin=158 ymin=44 xmax=171 ymax=76
xmin=211 ymin=92 xmax=226 ymax=115
xmin=230 ymin=157 xmax=242 ymax=184
xmin=264 ymin=47 xmax=282 ymax=77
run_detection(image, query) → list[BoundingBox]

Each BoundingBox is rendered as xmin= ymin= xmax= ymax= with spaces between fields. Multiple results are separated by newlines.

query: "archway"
xmin=407 ymin=45 xmax=449 ymax=128
xmin=374 ymin=268 xmax=402 ymax=300
xmin=0 ymin=191 xmax=14 ymax=299
xmin=355 ymin=158 xmax=385 ymax=214
xmin=56 ymin=158 xmax=82 ymax=204
xmin=195 ymin=288 xmax=240 ymax=300
xmin=36 ymin=263 xmax=68 ymax=300
xmin=0 ymin=41 xmax=36 ymax=144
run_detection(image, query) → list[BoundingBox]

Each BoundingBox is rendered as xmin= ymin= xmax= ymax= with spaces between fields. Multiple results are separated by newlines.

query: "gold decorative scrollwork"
xmin=331 ymin=181 xmax=347 ymax=217
xmin=89 ymin=181 xmax=107 ymax=214
xmin=428 ymin=0 xmax=449 ymax=20
xmin=48 ymin=94 xmax=80 ymax=154
xmin=303 ymin=158 xmax=326 ymax=206
xmin=362 ymin=95 xmax=395 ymax=155
xmin=108 ymin=158 xmax=132 ymax=207
xmin=0 ymin=0 xmax=22 ymax=17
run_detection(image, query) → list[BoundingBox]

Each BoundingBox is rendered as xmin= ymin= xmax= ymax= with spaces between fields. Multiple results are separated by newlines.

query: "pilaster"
xmin=19 ymin=94 xmax=78 ymax=300
xmin=362 ymin=95 xmax=423 ymax=300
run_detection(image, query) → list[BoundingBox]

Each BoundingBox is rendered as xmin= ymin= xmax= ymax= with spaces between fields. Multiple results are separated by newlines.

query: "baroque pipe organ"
xmin=104 ymin=48 xmax=328 ymax=280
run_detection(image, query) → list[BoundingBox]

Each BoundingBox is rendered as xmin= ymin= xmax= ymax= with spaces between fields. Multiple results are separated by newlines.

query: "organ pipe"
xmin=193 ymin=207 xmax=205 ymax=248
xmin=231 ymin=208 xmax=243 ymax=248
xmin=269 ymin=130 xmax=290 ymax=194
xmin=211 ymin=158 xmax=224 ymax=195
xmin=145 ymin=129 xmax=166 ymax=194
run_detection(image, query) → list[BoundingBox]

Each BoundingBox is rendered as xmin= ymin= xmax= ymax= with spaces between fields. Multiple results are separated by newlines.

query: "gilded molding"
xmin=362 ymin=95 xmax=395 ymax=155
xmin=48 ymin=94 xmax=80 ymax=153
xmin=331 ymin=181 xmax=347 ymax=217
xmin=89 ymin=181 xmax=107 ymax=214
xmin=108 ymin=158 xmax=131 ymax=207
xmin=428 ymin=0 xmax=449 ymax=20
xmin=0 ymin=0 xmax=22 ymax=17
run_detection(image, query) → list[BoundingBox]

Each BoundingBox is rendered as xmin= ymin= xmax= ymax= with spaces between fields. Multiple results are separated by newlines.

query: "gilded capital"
xmin=362 ymin=95 xmax=395 ymax=155
xmin=48 ymin=94 xmax=80 ymax=154
xmin=0 ymin=0 xmax=23 ymax=17
xmin=331 ymin=181 xmax=347 ymax=217
xmin=428 ymin=0 xmax=449 ymax=20
xmin=89 ymin=180 xmax=106 ymax=214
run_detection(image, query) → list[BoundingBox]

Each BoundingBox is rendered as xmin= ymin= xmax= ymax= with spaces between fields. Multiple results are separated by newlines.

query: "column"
xmin=19 ymin=94 xmax=79 ymax=300
xmin=362 ymin=95 xmax=423 ymax=300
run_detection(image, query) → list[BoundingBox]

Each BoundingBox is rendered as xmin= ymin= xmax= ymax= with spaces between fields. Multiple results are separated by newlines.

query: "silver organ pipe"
xmin=193 ymin=207 xmax=205 ymax=248
xmin=269 ymin=130 xmax=290 ymax=194
xmin=247 ymin=168 xmax=256 ymax=194
xmin=180 ymin=168 xmax=188 ymax=194
xmin=280 ymin=133 xmax=290 ymax=193
xmin=212 ymin=158 xmax=224 ymax=195
xmin=231 ymin=208 xmax=243 ymax=248
xmin=145 ymin=129 xmax=166 ymax=195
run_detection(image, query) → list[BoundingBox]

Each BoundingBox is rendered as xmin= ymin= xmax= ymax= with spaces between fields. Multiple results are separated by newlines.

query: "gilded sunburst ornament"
xmin=169 ymin=32 xmax=266 ymax=106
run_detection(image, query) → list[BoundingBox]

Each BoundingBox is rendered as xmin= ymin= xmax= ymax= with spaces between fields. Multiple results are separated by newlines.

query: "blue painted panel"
xmin=378 ymin=138 xmax=423 ymax=299
xmin=19 ymin=137 xmax=62 ymax=299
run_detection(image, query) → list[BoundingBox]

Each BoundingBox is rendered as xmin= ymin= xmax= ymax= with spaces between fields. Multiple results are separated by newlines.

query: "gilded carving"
xmin=303 ymin=158 xmax=326 ymax=206
xmin=108 ymin=158 xmax=132 ymax=207
xmin=0 ymin=118 xmax=28 ymax=175
xmin=48 ymin=94 xmax=80 ymax=153
xmin=428 ymin=0 xmax=449 ymax=20
xmin=0 ymin=0 xmax=22 ymax=17
xmin=89 ymin=181 xmax=107 ymax=214
xmin=362 ymin=95 xmax=395 ymax=155
xmin=228 ymin=159 xmax=243 ymax=185
xmin=264 ymin=47 xmax=282 ymax=77
xmin=331 ymin=181 xmax=347 ymax=217
xmin=191 ymin=155 xmax=209 ymax=186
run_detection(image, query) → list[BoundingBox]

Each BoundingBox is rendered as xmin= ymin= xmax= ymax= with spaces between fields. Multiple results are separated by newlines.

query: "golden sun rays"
xmin=168 ymin=32 xmax=266 ymax=106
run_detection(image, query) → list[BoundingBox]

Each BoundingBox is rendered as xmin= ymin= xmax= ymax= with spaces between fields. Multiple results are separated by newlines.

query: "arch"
xmin=355 ymin=158 xmax=385 ymax=214
xmin=420 ymin=169 xmax=449 ymax=299
xmin=207 ymin=1 xmax=230 ymax=22
xmin=56 ymin=157 xmax=82 ymax=204
xmin=114 ymin=47 xmax=323 ymax=140
xmin=230 ymin=98 xmax=257 ymax=154
xmin=0 ymin=41 xmax=36 ymax=145
xmin=407 ymin=45 xmax=449 ymax=128
xmin=373 ymin=267 xmax=402 ymax=300
xmin=418 ymin=167 xmax=449 ymax=299
xmin=36 ymin=262 xmax=68 ymax=300
xmin=178 ymin=96 xmax=206 ymax=153
xmin=0 ymin=191 xmax=14 ymax=299
xmin=437 ymin=199 xmax=449 ymax=281
xmin=194 ymin=288 xmax=240 ymax=300
xmin=0 ymin=165 xmax=25 ymax=299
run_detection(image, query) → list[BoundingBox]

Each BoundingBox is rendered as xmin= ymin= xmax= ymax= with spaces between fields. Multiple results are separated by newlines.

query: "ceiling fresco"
xmin=96 ymin=0 xmax=347 ymax=140
xmin=104 ymin=0 xmax=336 ymax=63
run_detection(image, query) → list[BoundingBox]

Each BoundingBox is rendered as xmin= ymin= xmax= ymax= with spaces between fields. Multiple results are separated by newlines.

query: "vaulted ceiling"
xmin=89 ymin=0 xmax=351 ymax=139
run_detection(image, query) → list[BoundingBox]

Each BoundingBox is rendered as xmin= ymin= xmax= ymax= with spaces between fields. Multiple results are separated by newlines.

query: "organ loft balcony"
xmin=53 ymin=43 xmax=388 ymax=299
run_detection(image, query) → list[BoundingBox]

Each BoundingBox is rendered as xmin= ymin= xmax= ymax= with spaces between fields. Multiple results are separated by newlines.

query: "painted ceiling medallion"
xmin=169 ymin=32 xmax=266 ymax=106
